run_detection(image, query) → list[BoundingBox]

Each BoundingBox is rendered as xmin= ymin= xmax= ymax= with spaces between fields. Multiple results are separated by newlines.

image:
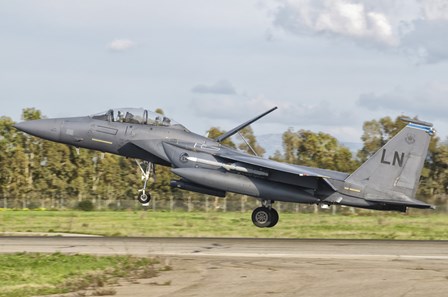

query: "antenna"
xmin=215 ymin=107 xmax=277 ymax=143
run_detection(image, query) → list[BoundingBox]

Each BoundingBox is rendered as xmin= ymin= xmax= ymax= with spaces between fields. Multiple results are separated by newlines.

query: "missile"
xmin=186 ymin=156 xmax=268 ymax=177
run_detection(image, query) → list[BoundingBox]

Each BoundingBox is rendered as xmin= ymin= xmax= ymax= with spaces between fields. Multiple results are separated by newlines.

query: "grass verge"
xmin=1 ymin=210 xmax=447 ymax=240
xmin=0 ymin=252 xmax=160 ymax=297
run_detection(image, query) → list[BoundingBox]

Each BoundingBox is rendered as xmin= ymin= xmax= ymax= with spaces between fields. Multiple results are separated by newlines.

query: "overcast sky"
xmin=1 ymin=0 xmax=448 ymax=143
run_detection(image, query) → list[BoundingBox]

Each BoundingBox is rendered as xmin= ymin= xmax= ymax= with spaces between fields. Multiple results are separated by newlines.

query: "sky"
xmin=1 ymin=0 xmax=448 ymax=143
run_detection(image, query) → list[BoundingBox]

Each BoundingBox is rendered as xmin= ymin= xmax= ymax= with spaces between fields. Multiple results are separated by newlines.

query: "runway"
xmin=1 ymin=237 xmax=448 ymax=259
xmin=1 ymin=237 xmax=448 ymax=296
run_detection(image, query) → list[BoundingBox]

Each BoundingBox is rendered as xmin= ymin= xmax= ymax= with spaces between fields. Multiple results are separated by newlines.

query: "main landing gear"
xmin=136 ymin=160 xmax=155 ymax=206
xmin=251 ymin=200 xmax=279 ymax=228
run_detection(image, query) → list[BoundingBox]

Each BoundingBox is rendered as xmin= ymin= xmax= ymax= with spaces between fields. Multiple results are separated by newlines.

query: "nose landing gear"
xmin=137 ymin=192 xmax=151 ymax=205
xmin=251 ymin=200 xmax=279 ymax=228
xmin=136 ymin=160 xmax=155 ymax=206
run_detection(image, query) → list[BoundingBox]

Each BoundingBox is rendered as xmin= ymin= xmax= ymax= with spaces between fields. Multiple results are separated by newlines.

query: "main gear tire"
xmin=267 ymin=208 xmax=279 ymax=228
xmin=251 ymin=207 xmax=272 ymax=228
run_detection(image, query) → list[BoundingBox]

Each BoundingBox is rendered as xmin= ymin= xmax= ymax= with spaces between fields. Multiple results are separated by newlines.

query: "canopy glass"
xmin=91 ymin=108 xmax=186 ymax=129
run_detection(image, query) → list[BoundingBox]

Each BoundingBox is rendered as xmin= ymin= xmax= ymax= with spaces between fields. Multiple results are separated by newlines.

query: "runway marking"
xmin=148 ymin=252 xmax=448 ymax=260
xmin=1 ymin=237 xmax=448 ymax=262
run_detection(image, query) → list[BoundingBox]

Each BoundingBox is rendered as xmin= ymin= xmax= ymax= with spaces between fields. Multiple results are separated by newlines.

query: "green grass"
xmin=1 ymin=210 xmax=448 ymax=240
xmin=0 ymin=252 xmax=159 ymax=297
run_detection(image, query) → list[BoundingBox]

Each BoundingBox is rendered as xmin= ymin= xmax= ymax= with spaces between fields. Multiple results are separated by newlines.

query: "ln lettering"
xmin=380 ymin=149 xmax=404 ymax=167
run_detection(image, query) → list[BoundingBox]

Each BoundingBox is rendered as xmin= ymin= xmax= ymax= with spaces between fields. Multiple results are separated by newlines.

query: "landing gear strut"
xmin=136 ymin=160 xmax=155 ymax=206
xmin=251 ymin=200 xmax=279 ymax=228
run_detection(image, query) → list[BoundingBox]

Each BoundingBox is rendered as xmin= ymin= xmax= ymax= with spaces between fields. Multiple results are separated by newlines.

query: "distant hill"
xmin=256 ymin=134 xmax=362 ymax=158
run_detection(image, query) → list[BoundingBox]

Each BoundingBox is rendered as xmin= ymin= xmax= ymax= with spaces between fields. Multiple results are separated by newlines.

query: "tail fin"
xmin=345 ymin=118 xmax=434 ymax=205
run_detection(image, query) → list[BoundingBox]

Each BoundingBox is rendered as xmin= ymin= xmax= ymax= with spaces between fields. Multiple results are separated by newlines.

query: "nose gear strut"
xmin=135 ymin=160 xmax=155 ymax=206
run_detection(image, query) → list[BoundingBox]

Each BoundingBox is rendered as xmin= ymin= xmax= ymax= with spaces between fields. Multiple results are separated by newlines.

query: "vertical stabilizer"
xmin=345 ymin=118 xmax=434 ymax=202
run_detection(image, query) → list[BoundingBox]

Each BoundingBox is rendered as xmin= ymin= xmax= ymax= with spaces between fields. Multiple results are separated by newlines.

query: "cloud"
xmin=190 ymin=95 xmax=355 ymax=126
xmin=357 ymin=82 xmax=448 ymax=120
xmin=271 ymin=0 xmax=402 ymax=46
xmin=191 ymin=80 xmax=237 ymax=95
xmin=107 ymin=39 xmax=135 ymax=52
xmin=401 ymin=20 xmax=448 ymax=63
xmin=421 ymin=0 xmax=448 ymax=21
xmin=270 ymin=0 xmax=448 ymax=62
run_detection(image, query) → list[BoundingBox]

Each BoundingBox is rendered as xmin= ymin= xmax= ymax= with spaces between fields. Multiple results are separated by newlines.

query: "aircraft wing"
xmin=213 ymin=150 xmax=347 ymax=180
xmin=363 ymin=189 xmax=434 ymax=209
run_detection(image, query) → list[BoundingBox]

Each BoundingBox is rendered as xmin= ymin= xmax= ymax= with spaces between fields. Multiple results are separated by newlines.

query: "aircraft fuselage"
xmin=14 ymin=107 xmax=435 ymax=227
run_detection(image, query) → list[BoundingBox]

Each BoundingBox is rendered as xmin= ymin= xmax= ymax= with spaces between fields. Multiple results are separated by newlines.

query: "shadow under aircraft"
xmin=14 ymin=107 xmax=435 ymax=227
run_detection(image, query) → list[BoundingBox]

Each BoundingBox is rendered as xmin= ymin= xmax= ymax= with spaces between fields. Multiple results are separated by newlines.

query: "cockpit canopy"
xmin=91 ymin=108 xmax=186 ymax=129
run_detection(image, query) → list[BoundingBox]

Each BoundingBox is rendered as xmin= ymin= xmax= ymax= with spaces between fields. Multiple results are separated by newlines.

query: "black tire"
xmin=267 ymin=208 xmax=279 ymax=228
xmin=251 ymin=207 xmax=272 ymax=228
xmin=138 ymin=193 xmax=151 ymax=204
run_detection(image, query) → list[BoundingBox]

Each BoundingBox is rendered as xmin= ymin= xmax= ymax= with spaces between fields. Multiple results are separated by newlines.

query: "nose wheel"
xmin=138 ymin=193 xmax=151 ymax=204
xmin=251 ymin=201 xmax=279 ymax=228
xmin=136 ymin=160 xmax=155 ymax=206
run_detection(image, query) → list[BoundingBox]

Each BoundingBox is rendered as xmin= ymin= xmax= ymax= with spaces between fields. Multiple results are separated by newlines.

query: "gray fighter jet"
xmin=14 ymin=107 xmax=434 ymax=227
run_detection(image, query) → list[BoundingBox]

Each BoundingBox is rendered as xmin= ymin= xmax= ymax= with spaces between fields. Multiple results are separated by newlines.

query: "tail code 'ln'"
xmin=345 ymin=119 xmax=434 ymax=199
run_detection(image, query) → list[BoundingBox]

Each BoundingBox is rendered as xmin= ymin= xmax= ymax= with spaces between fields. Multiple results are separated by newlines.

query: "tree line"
xmin=0 ymin=108 xmax=446 ymax=209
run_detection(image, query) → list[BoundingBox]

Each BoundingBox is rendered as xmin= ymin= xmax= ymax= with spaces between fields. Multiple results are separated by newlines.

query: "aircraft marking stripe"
xmin=92 ymin=138 xmax=113 ymax=145
xmin=344 ymin=187 xmax=361 ymax=193
xmin=407 ymin=123 xmax=433 ymax=132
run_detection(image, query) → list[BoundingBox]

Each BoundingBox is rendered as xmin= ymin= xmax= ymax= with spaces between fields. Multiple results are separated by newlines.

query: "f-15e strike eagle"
xmin=14 ymin=107 xmax=434 ymax=227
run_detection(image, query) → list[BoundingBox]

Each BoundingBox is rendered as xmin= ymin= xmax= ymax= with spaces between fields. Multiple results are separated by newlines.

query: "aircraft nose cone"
xmin=14 ymin=119 xmax=61 ymax=141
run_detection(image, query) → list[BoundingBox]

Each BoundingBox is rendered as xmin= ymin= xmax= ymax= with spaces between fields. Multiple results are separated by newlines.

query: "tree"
xmin=280 ymin=128 xmax=300 ymax=164
xmin=17 ymin=108 xmax=45 ymax=205
xmin=34 ymin=138 xmax=74 ymax=205
xmin=418 ymin=139 xmax=448 ymax=204
xmin=0 ymin=116 xmax=29 ymax=205
xmin=68 ymin=148 xmax=96 ymax=201
xmin=22 ymin=108 xmax=42 ymax=121
xmin=278 ymin=128 xmax=358 ymax=173
xmin=357 ymin=116 xmax=406 ymax=162
xmin=206 ymin=127 xmax=236 ymax=148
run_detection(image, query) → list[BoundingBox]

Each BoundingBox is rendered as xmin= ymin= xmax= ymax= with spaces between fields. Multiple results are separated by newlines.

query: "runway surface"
xmin=1 ymin=237 xmax=448 ymax=259
xmin=1 ymin=237 xmax=448 ymax=296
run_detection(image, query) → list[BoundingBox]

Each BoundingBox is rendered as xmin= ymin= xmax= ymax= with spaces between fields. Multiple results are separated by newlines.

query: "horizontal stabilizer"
xmin=400 ymin=117 xmax=433 ymax=127
xmin=366 ymin=197 xmax=433 ymax=209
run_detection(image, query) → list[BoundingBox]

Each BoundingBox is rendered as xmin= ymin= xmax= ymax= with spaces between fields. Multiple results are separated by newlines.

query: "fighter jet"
xmin=14 ymin=107 xmax=434 ymax=227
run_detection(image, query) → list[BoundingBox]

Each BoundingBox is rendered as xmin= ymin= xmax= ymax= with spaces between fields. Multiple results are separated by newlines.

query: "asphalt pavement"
xmin=1 ymin=237 xmax=447 ymax=297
